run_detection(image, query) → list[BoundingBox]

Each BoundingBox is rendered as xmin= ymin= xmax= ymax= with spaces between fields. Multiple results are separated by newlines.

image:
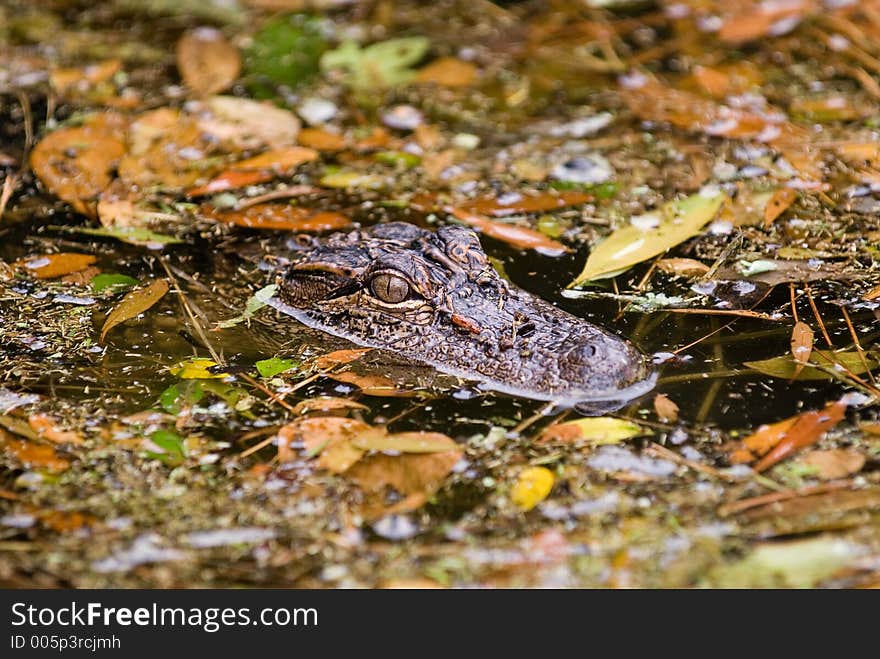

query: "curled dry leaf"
xmin=100 ymin=279 xmax=170 ymax=344
xmin=790 ymin=321 xmax=814 ymax=379
xmin=653 ymin=394 xmax=679 ymax=423
xmin=176 ymin=27 xmax=241 ymax=97
xmin=16 ymin=253 xmax=96 ymax=279
xmin=731 ymin=398 xmax=847 ymax=472
xmin=801 ymin=449 xmax=866 ymax=480
xmin=202 ymin=204 xmax=351 ymax=232
xmin=416 ymin=57 xmax=477 ymax=87
xmin=29 ymin=112 xmax=127 ymax=217
xmin=764 ymin=188 xmax=797 ymax=227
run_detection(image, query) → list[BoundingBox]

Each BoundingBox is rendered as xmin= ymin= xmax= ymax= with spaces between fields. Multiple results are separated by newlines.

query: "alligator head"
xmin=277 ymin=222 xmax=654 ymax=407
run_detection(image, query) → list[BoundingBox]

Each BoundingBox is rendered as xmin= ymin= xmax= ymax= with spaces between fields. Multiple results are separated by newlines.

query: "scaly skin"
xmin=278 ymin=222 xmax=653 ymax=404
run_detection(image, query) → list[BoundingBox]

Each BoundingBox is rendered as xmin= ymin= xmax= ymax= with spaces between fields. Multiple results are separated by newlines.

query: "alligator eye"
xmin=370 ymin=273 xmax=410 ymax=303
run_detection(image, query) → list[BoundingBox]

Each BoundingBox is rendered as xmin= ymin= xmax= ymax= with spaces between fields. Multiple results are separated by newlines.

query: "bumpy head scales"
xmin=279 ymin=222 xmax=652 ymax=404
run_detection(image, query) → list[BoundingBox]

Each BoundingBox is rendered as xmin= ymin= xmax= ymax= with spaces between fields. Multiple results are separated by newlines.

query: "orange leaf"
xmin=298 ymin=127 xmax=347 ymax=151
xmin=416 ymin=57 xmax=477 ymax=87
xmin=186 ymin=170 xmax=276 ymax=197
xmin=459 ymin=191 xmax=593 ymax=217
xmin=29 ymin=113 xmax=127 ymax=217
xmin=311 ymin=348 xmax=372 ymax=371
xmin=653 ymin=394 xmax=679 ymax=423
xmin=228 ymin=146 xmax=318 ymax=172
xmin=328 ymin=371 xmax=416 ymax=397
xmin=764 ymin=188 xmax=797 ymax=227
xmin=448 ymin=207 xmax=569 ymax=255
xmin=17 ymin=253 xmax=96 ymax=279
xmin=100 ymin=279 xmax=169 ymax=343
xmin=202 ymin=204 xmax=351 ymax=232
xmin=753 ymin=399 xmax=846 ymax=472
xmin=0 ymin=429 xmax=70 ymax=472
xmin=28 ymin=414 xmax=84 ymax=445
xmin=790 ymin=321 xmax=814 ymax=379
xmin=50 ymin=59 xmax=122 ymax=96
xmin=801 ymin=449 xmax=865 ymax=480
xmin=176 ymin=27 xmax=241 ymax=97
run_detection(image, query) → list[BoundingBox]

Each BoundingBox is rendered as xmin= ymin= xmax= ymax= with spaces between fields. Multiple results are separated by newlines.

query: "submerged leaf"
xmin=100 ymin=279 xmax=169 ymax=343
xmin=568 ymin=189 xmax=726 ymax=287
xmin=745 ymin=350 xmax=877 ymax=381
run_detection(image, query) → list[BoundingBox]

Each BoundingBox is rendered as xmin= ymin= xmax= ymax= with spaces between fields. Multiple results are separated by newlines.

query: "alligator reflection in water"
xmin=273 ymin=222 xmax=655 ymax=409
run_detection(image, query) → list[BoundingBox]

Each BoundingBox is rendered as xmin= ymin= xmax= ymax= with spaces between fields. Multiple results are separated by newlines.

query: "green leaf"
xmin=245 ymin=14 xmax=328 ymax=98
xmin=320 ymin=37 xmax=429 ymax=89
xmin=568 ymin=188 xmax=726 ymax=288
xmin=159 ymin=381 xmax=204 ymax=414
xmin=216 ymin=284 xmax=277 ymax=328
xmin=255 ymin=357 xmax=297 ymax=378
xmin=72 ymin=225 xmax=183 ymax=247
xmin=745 ymin=350 xmax=877 ymax=381
xmin=150 ymin=429 xmax=186 ymax=458
xmin=91 ymin=273 xmax=140 ymax=293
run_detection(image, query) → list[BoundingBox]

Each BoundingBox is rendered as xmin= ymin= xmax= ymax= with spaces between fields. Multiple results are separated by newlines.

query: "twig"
xmin=717 ymin=479 xmax=854 ymax=517
xmin=839 ymin=305 xmax=876 ymax=385
xmin=804 ymin=284 xmax=833 ymax=348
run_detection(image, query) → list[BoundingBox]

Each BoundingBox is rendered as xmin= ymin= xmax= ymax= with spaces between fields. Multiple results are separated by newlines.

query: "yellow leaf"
xmin=568 ymin=189 xmax=726 ymax=287
xmin=510 ymin=466 xmax=554 ymax=511
xmin=745 ymin=350 xmax=876 ymax=381
xmin=100 ymin=279 xmax=169 ymax=343
xmin=538 ymin=416 xmax=646 ymax=445
xmin=169 ymin=358 xmax=228 ymax=380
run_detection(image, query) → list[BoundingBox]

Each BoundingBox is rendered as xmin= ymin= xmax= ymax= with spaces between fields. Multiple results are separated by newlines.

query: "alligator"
xmin=275 ymin=222 xmax=654 ymax=408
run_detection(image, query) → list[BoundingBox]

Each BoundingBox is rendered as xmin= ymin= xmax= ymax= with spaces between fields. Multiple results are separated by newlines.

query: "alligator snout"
xmin=278 ymin=222 xmax=654 ymax=407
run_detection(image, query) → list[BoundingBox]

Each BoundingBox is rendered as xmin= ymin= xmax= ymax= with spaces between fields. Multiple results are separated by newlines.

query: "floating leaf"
xmin=159 ymin=381 xmax=204 ymax=415
xmin=790 ymin=321 xmax=814 ymax=379
xmin=169 ymin=358 xmax=228 ymax=380
xmin=568 ymin=189 xmax=727 ymax=287
xmin=176 ymin=27 xmax=241 ymax=97
xmin=538 ymin=416 xmax=646 ymax=445
xmin=255 ymin=357 xmax=297 ymax=378
xmin=100 ymin=279 xmax=169 ymax=343
xmin=351 ymin=431 xmax=458 ymax=454
xmin=91 ymin=273 xmax=140 ymax=293
xmin=216 ymin=283 xmax=277 ymax=328
xmin=653 ymin=394 xmax=679 ymax=423
xmin=510 ymin=466 xmax=554 ymax=511
xmin=17 ymin=253 xmax=96 ymax=279
xmin=321 ymin=37 xmax=429 ymax=89
xmin=311 ymin=348 xmax=372 ymax=370
xmin=448 ymin=208 xmax=568 ymax=255
xmin=745 ymin=350 xmax=876 ymax=381
xmin=328 ymin=371 xmax=416 ymax=397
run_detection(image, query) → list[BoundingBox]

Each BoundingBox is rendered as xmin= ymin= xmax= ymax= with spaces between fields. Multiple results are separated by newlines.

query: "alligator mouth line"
xmin=273 ymin=222 xmax=654 ymax=408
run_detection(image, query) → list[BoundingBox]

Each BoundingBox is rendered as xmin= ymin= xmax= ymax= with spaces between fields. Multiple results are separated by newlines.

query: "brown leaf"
xmin=202 ymin=204 xmax=351 ymax=232
xmin=801 ymin=449 xmax=866 ymax=480
xmin=346 ymin=450 xmax=461 ymax=497
xmin=416 ymin=57 xmax=477 ymax=87
xmin=351 ymin=431 xmax=458 ymax=453
xmin=176 ymin=27 xmax=241 ymax=97
xmin=764 ymin=188 xmax=797 ymax=227
xmin=50 ymin=59 xmax=122 ymax=97
xmin=100 ymin=279 xmax=169 ymax=344
xmin=227 ymin=146 xmax=318 ymax=172
xmin=863 ymin=285 xmax=880 ymax=302
xmin=186 ymin=170 xmax=276 ymax=197
xmin=753 ymin=399 xmax=846 ymax=472
xmin=28 ymin=414 xmax=84 ymax=445
xmin=328 ymin=371 xmax=416 ymax=397
xmin=0 ymin=428 xmax=70 ymax=472
xmin=448 ymin=207 xmax=569 ymax=255
xmin=16 ymin=253 xmax=96 ymax=279
xmin=653 ymin=394 xmax=679 ymax=423
xmin=290 ymin=396 xmax=368 ymax=416
xmin=311 ymin=348 xmax=372 ymax=371
xmin=29 ymin=113 xmax=127 ymax=217
xmin=459 ymin=191 xmax=593 ymax=217
xmin=277 ymin=416 xmax=371 ymax=470
xmin=39 ymin=509 xmax=97 ymax=533
xmin=790 ymin=321 xmax=814 ymax=379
